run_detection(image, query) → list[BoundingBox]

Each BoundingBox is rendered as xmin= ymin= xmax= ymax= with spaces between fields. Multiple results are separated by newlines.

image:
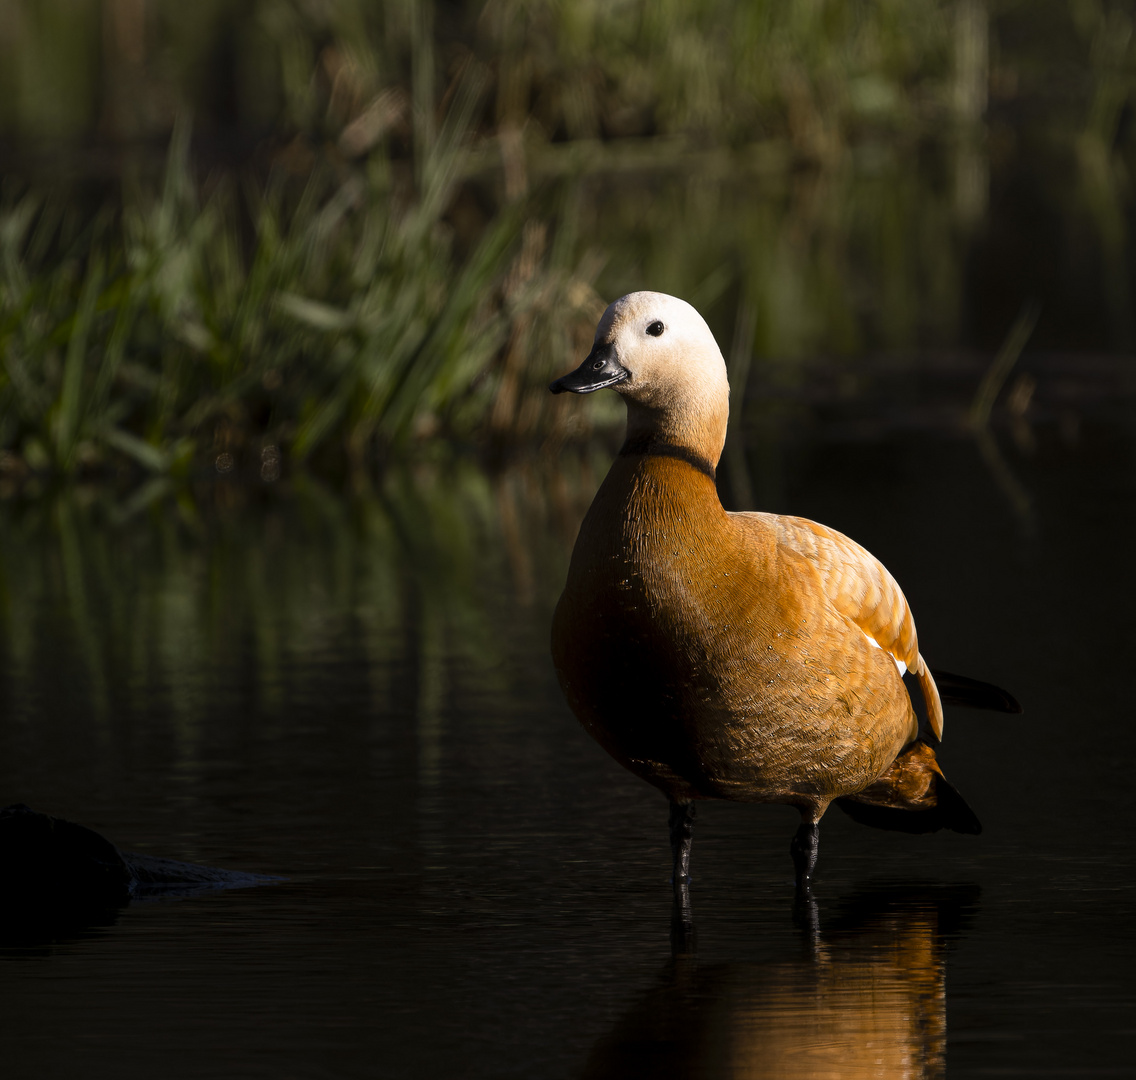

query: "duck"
xmin=549 ymin=291 xmax=1020 ymax=896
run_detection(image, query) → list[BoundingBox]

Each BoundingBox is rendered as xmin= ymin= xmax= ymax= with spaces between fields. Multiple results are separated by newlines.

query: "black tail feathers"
xmin=836 ymin=773 xmax=982 ymax=836
xmin=932 ymin=669 xmax=1022 ymax=714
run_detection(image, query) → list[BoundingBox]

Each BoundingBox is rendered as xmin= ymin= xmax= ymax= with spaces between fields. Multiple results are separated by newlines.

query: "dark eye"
xmin=646 ymin=320 xmax=664 ymax=337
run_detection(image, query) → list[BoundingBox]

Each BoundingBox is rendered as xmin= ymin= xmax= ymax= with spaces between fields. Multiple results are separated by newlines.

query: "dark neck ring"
xmin=619 ymin=434 xmax=717 ymax=481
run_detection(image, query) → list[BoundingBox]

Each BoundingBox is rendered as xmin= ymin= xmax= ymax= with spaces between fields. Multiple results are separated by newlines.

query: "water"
xmin=1 ymin=359 xmax=1134 ymax=1077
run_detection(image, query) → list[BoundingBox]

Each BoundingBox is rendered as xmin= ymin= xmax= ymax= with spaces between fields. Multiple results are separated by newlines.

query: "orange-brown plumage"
xmin=550 ymin=291 xmax=999 ymax=892
xmin=553 ymin=452 xmax=922 ymax=819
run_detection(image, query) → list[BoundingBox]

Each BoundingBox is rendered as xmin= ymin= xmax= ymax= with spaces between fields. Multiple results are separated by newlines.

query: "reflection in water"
xmin=0 ymin=409 xmax=1132 ymax=1075
xmin=585 ymin=886 xmax=976 ymax=1080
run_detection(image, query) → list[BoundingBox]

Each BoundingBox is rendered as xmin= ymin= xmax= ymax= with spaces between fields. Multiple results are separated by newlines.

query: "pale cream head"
xmin=593 ymin=291 xmax=731 ymax=466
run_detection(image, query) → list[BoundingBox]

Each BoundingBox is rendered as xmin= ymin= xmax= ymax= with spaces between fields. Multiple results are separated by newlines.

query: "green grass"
xmin=0 ymin=104 xmax=607 ymax=480
xmin=0 ymin=0 xmax=1131 ymax=482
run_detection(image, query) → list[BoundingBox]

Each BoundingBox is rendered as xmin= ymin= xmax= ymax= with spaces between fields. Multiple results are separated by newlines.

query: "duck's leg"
xmin=792 ymin=889 xmax=822 ymax=955
xmin=790 ymin=820 xmax=819 ymax=896
xmin=668 ymin=799 xmax=696 ymax=892
xmin=671 ymin=887 xmax=696 ymax=955
xmin=668 ymin=800 xmax=697 ymax=953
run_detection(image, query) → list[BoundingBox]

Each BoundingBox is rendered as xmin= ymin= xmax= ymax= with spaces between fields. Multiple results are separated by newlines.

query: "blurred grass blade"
xmin=101 ymin=427 xmax=170 ymax=473
xmin=276 ymin=292 xmax=355 ymax=332
xmin=970 ymin=301 xmax=1041 ymax=431
xmin=56 ymin=253 xmax=104 ymax=468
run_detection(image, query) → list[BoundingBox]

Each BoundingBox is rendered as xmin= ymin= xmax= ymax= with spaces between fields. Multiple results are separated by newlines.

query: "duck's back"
xmin=552 ymin=454 xmax=917 ymax=810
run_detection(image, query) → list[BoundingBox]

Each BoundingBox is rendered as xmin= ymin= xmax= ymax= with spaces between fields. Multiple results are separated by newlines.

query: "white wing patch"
xmin=864 ymin=632 xmax=908 ymax=675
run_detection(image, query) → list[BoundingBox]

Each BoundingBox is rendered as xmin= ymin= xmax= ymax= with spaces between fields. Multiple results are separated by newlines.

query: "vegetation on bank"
xmin=0 ymin=0 xmax=1132 ymax=481
xmin=0 ymin=108 xmax=605 ymax=482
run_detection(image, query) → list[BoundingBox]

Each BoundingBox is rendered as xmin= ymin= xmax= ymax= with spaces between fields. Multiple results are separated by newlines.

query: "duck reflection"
xmin=583 ymin=885 xmax=977 ymax=1080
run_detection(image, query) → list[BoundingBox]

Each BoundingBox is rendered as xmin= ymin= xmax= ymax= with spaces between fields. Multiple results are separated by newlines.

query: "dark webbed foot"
xmin=790 ymin=821 xmax=819 ymax=897
xmin=668 ymin=800 xmax=696 ymax=893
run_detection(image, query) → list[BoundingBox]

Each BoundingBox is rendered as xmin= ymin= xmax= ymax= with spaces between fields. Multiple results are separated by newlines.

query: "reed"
xmin=0 ymin=0 xmax=1128 ymax=481
xmin=0 ymin=106 xmax=607 ymax=480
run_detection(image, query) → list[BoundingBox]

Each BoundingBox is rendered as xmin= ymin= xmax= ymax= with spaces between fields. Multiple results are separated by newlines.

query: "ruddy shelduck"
xmin=550 ymin=291 xmax=1019 ymax=895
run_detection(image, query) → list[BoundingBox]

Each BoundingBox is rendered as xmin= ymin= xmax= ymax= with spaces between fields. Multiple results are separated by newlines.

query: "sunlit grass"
xmin=0 ymin=0 xmax=1131 ymax=482
xmin=0 ymin=106 xmax=604 ymax=480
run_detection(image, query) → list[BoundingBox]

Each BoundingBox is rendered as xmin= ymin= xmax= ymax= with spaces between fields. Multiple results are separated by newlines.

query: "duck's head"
xmin=550 ymin=291 xmax=730 ymax=466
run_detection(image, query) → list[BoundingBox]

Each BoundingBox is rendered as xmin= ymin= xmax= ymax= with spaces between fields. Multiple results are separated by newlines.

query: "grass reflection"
xmin=0 ymin=460 xmax=593 ymax=786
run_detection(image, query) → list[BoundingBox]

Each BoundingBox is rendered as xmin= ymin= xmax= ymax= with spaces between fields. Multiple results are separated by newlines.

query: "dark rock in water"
xmin=0 ymin=804 xmax=280 ymax=918
xmin=1 ymin=804 xmax=133 ymax=911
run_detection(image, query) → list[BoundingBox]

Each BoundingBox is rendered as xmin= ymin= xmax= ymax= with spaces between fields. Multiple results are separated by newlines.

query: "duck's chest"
xmin=553 ymin=460 xmax=788 ymax=698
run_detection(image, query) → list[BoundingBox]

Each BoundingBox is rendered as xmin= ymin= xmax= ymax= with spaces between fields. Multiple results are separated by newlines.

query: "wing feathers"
xmin=767 ymin=514 xmax=918 ymax=663
xmin=740 ymin=512 xmax=944 ymax=739
xmin=916 ymin=659 xmax=945 ymax=740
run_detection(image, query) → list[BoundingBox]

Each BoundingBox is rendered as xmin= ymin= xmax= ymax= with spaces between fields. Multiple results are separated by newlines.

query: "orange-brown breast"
xmin=552 ymin=454 xmax=918 ymax=813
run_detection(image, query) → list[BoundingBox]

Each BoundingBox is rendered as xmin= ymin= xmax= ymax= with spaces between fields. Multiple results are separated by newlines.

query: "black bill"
xmin=549 ymin=342 xmax=630 ymax=394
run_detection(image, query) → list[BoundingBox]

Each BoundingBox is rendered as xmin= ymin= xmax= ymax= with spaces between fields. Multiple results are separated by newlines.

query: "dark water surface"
xmin=1 ymin=363 xmax=1134 ymax=1077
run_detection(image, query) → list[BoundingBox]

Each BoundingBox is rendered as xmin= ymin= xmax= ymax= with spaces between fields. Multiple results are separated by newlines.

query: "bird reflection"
xmin=584 ymin=884 xmax=977 ymax=1080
